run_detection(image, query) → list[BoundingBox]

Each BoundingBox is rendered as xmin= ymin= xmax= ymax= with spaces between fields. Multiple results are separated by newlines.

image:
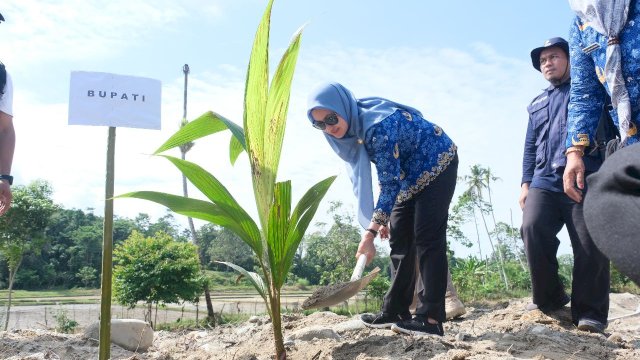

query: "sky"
xmin=1 ymin=0 xmax=579 ymax=258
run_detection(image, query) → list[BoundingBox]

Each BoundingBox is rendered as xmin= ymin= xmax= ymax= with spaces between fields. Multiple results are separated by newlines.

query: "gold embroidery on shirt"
xmin=393 ymin=143 xmax=400 ymax=159
xmin=578 ymin=21 xmax=592 ymax=31
xmin=571 ymin=134 xmax=590 ymax=146
xmin=596 ymin=66 xmax=606 ymax=84
xmin=372 ymin=209 xmax=389 ymax=225
xmin=395 ymin=144 xmax=457 ymax=204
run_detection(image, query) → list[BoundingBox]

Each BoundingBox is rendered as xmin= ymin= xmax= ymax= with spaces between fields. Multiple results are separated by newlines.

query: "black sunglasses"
xmin=312 ymin=112 xmax=339 ymax=130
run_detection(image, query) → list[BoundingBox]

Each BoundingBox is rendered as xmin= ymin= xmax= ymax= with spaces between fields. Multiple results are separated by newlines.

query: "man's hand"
xmin=0 ymin=180 xmax=12 ymax=216
xmin=563 ymin=150 xmax=586 ymax=202
xmin=356 ymin=232 xmax=377 ymax=265
xmin=519 ymin=183 xmax=530 ymax=210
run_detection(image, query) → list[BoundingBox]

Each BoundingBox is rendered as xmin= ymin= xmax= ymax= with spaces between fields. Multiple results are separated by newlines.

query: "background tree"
xmin=0 ymin=179 xmax=58 ymax=330
xmin=77 ymin=266 xmax=97 ymax=288
xmin=463 ymin=164 xmax=509 ymax=290
xmin=294 ymin=202 xmax=391 ymax=286
xmin=66 ymin=224 xmax=102 ymax=280
xmin=493 ymin=221 xmax=527 ymax=273
xmin=0 ymin=207 xmax=184 ymax=290
xmin=177 ymin=65 xmax=218 ymax=321
xmin=135 ymin=212 xmax=187 ymax=241
xmin=195 ymin=223 xmax=219 ymax=267
xmin=301 ymin=202 xmax=362 ymax=284
xmin=113 ymin=230 xmax=203 ymax=329
xmin=29 ymin=208 xmax=101 ymax=288
xmin=451 ymin=190 xmax=485 ymax=260
xmin=207 ymin=227 xmax=257 ymax=271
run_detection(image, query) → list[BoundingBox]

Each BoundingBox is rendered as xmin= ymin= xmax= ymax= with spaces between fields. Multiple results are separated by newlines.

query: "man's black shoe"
xmin=526 ymin=294 xmax=570 ymax=313
xmin=360 ymin=312 xmax=407 ymax=329
xmin=391 ymin=317 xmax=444 ymax=336
xmin=577 ymin=318 xmax=606 ymax=333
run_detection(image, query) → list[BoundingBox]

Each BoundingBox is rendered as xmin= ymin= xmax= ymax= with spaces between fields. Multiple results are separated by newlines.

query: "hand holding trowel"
xmin=301 ymin=254 xmax=380 ymax=309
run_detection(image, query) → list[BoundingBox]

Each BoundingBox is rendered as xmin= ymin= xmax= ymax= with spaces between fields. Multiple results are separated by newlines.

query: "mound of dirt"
xmin=1 ymin=293 xmax=639 ymax=359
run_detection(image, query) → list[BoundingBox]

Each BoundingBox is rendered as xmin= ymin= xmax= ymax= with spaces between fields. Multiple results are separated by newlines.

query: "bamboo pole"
xmin=99 ymin=126 xmax=116 ymax=360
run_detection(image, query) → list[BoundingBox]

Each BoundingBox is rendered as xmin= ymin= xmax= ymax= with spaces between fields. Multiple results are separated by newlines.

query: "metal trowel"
xmin=301 ymin=254 xmax=380 ymax=309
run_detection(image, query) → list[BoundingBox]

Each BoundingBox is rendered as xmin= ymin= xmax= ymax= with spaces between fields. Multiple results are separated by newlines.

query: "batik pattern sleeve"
xmin=366 ymin=119 xmax=401 ymax=225
xmin=567 ymin=18 xmax=607 ymax=149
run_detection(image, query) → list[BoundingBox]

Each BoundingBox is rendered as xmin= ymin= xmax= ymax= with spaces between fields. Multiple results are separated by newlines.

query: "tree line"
xmin=1 ymin=167 xmax=636 ymax=300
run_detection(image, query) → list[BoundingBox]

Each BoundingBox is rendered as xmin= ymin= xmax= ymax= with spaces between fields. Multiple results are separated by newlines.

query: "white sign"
xmin=69 ymin=71 xmax=161 ymax=130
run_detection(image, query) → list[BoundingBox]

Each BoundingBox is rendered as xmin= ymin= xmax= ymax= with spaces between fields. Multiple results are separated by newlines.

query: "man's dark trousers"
xmin=522 ymin=187 xmax=610 ymax=325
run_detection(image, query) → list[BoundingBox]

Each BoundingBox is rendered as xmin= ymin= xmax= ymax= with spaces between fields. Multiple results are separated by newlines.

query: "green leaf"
xmin=266 ymin=181 xmax=292 ymax=286
xmin=278 ymin=175 xmax=336 ymax=288
xmin=116 ymin=191 xmax=262 ymax=255
xmin=216 ymin=261 xmax=268 ymax=310
xmin=158 ymin=155 xmax=263 ymax=254
xmin=243 ymin=0 xmax=272 ymax=229
xmin=154 ymin=111 xmax=246 ymax=159
xmin=262 ymin=27 xmax=303 ymax=201
xmin=230 ymin=136 xmax=245 ymax=165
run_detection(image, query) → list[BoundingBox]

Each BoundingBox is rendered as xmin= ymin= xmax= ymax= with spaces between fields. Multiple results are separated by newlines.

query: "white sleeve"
xmin=0 ymin=72 xmax=13 ymax=116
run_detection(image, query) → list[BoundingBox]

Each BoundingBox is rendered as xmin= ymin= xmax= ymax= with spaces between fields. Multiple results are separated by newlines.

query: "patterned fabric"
xmin=569 ymin=0 xmax=633 ymax=144
xmin=365 ymin=110 xmax=457 ymax=225
xmin=307 ymin=82 xmax=424 ymax=229
xmin=567 ymin=0 xmax=640 ymax=148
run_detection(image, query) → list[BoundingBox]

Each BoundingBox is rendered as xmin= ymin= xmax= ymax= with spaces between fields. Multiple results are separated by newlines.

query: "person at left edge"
xmin=0 ymin=12 xmax=16 ymax=216
xmin=307 ymin=82 xmax=458 ymax=336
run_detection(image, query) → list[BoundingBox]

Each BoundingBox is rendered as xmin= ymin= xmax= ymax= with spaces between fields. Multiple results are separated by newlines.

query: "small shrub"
xmin=53 ymin=309 xmax=78 ymax=334
xmin=366 ymin=276 xmax=390 ymax=308
xmin=295 ymin=278 xmax=310 ymax=290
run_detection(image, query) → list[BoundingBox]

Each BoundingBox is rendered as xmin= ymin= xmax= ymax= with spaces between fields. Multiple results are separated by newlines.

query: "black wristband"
xmin=0 ymin=174 xmax=12 ymax=185
xmin=366 ymin=228 xmax=378 ymax=237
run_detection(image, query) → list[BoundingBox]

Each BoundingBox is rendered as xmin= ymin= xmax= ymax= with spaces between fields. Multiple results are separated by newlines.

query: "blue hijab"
xmin=307 ymin=82 xmax=422 ymax=229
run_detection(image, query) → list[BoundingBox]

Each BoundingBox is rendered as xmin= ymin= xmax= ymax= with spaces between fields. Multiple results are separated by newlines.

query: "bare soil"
xmin=1 ymin=293 xmax=639 ymax=360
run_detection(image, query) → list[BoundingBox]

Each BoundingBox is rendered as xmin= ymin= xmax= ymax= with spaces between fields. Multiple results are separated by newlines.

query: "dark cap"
xmin=0 ymin=13 xmax=4 ymax=22
xmin=530 ymin=37 xmax=569 ymax=71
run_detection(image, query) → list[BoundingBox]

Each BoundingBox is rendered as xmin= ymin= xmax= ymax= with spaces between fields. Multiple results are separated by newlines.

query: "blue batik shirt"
xmin=364 ymin=109 xmax=457 ymax=225
xmin=567 ymin=3 xmax=640 ymax=148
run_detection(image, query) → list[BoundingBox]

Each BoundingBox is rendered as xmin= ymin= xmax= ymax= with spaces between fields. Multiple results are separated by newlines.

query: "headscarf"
xmin=569 ymin=0 xmax=633 ymax=144
xmin=307 ymin=82 xmax=422 ymax=229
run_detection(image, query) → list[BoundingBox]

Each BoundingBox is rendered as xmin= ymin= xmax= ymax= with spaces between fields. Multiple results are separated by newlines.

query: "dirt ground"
xmin=1 ymin=293 xmax=639 ymax=360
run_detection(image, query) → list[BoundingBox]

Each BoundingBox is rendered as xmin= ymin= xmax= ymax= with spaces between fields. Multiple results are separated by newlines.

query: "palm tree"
xmin=451 ymin=190 xmax=483 ymax=260
xmin=481 ymin=166 xmax=510 ymax=289
xmin=463 ymin=165 xmax=509 ymax=290
xmin=179 ymin=64 xmax=216 ymax=324
xmin=509 ymin=209 xmax=528 ymax=272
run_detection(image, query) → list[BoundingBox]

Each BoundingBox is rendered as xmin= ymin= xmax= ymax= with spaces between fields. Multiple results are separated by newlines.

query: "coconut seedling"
xmin=118 ymin=0 xmax=335 ymax=358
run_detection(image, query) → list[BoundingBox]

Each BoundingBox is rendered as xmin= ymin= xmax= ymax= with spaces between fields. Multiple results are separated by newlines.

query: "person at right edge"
xmin=520 ymin=36 xmax=609 ymax=334
xmin=564 ymin=1 xmax=640 ymax=286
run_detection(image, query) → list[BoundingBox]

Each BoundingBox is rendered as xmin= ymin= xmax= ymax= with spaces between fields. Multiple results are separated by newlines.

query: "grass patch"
xmin=155 ymin=313 xmax=253 ymax=331
xmin=0 ymin=288 xmax=102 ymax=306
xmin=0 ymin=288 xmax=100 ymax=299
